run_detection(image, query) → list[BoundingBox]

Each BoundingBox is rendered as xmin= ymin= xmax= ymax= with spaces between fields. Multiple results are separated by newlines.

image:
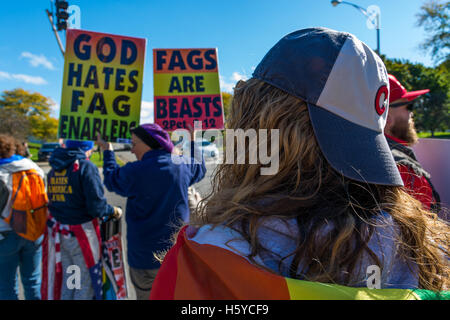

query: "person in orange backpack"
xmin=0 ymin=134 xmax=47 ymax=300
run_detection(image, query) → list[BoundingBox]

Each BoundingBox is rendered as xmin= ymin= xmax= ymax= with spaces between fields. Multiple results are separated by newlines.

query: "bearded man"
xmin=384 ymin=74 xmax=440 ymax=212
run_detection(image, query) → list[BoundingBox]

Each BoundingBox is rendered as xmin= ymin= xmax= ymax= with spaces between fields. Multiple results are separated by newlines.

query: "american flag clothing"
xmin=41 ymin=215 xmax=103 ymax=300
xmin=102 ymin=233 xmax=128 ymax=299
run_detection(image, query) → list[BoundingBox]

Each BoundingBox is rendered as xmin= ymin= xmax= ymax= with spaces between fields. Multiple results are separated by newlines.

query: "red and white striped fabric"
xmin=41 ymin=215 xmax=102 ymax=300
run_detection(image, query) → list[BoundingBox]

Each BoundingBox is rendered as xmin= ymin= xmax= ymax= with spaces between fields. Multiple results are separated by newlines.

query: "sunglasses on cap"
xmin=390 ymin=101 xmax=414 ymax=111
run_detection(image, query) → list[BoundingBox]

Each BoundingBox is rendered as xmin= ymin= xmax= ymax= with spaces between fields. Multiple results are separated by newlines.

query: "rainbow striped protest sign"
xmin=153 ymin=48 xmax=224 ymax=131
xmin=59 ymin=29 xmax=146 ymax=142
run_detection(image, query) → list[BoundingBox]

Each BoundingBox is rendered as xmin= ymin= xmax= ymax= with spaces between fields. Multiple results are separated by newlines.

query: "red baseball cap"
xmin=388 ymin=74 xmax=429 ymax=103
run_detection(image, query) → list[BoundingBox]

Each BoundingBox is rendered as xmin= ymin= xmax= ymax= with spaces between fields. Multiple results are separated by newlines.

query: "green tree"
xmin=0 ymin=108 xmax=30 ymax=140
xmin=0 ymin=88 xmax=58 ymax=141
xmin=416 ymin=0 xmax=450 ymax=63
xmin=30 ymin=115 xmax=59 ymax=141
xmin=383 ymin=58 xmax=450 ymax=136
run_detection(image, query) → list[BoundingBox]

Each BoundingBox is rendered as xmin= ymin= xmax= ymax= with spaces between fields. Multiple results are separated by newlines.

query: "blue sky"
xmin=0 ymin=0 xmax=436 ymax=123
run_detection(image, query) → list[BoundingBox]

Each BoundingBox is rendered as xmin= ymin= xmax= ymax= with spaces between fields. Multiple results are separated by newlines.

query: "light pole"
xmin=331 ymin=0 xmax=380 ymax=55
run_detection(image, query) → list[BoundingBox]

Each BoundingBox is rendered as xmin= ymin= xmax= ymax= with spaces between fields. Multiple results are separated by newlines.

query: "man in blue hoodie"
xmin=43 ymin=140 xmax=122 ymax=300
xmin=96 ymin=123 xmax=206 ymax=300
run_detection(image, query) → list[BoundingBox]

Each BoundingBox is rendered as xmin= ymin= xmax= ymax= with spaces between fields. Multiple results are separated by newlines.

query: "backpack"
xmin=3 ymin=169 xmax=48 ymax=241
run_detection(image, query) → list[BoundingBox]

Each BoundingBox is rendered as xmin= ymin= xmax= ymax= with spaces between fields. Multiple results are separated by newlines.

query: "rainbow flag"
xmin=150 ymin=226 xmax=449 ymax=300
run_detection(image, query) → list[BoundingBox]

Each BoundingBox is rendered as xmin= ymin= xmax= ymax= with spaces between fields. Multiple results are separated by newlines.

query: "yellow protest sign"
xmin=153 ymin=48 xmax=224 ymax=131
xmin=59 ymin=29 xmax=146 ymax=142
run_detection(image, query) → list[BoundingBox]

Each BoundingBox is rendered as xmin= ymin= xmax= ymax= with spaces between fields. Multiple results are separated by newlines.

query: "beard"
xmin=390 ymin=117 xmax=419 ymax=145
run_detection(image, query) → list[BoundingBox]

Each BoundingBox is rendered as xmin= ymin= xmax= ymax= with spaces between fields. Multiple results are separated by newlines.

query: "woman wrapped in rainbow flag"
xmin=151 ymin=27 xmax=449 ymax=300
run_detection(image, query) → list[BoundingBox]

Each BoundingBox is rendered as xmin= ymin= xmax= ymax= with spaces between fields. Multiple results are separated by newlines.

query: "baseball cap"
xmin=130 ymin=123 xmax=174 ymax=153
xmin=65 ymin=140 xmax=94 ymax=151
xmin=253 ymin=27 xmax=403 ymax=186
xmin=388 ymin=74 xmax=429 ymax=103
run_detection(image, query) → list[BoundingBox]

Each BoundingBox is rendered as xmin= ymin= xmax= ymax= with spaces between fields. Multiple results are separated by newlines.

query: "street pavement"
xmin=19 ymin=150 xmax=219 ymax=300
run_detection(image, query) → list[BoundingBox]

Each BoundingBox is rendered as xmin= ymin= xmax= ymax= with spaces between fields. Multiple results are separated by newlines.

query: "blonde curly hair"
xmin=192 ymin=78 xmax=449 ymax=291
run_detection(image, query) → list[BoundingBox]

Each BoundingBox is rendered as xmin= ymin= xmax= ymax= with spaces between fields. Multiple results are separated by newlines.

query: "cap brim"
xmin=402 ymin=89 xmax=430 ymax=101
xmin=308 ymin=103 xmax=404 ymax=186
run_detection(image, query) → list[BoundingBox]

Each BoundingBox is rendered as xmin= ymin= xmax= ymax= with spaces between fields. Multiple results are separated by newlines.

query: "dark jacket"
xmin=102 ymin=144 xmax=206 ymax=269
xmin=386 ymin=136 xmax=441 ymax=213
xmin=47 ymin=147 xmax=114 ymax=225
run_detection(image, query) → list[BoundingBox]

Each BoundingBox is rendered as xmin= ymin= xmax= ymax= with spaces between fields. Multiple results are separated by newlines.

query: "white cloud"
xmin=12 ymin=74 xmax=48 ymax=85
xmin=50 ymin=101 xmax=60 ymax=118
xmin=140 ymin=100 xmax=154 ymax=123
xmin=220 ymin=71 xmax=249 ymax=93
xmin=219 ymin=75 xmax=234 ymax=93
xmin=20 ymin=52 xmax=55 ymax=70
xmin=0 ymin=71 xmax=10 ymax=79
xmin=231 ymin=71 xmax=247 ymax=82
xmin=0 ymin=70 xmax=47 ymax=85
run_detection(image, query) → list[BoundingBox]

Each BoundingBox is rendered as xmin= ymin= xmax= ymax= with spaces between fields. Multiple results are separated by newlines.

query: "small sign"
xmin=153 ymin=48 xmax=224 ymax=131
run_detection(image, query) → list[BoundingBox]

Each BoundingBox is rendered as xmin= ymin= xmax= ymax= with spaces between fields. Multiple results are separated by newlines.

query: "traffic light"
xmin=55 ymin=0 xmax=69 ymax=31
